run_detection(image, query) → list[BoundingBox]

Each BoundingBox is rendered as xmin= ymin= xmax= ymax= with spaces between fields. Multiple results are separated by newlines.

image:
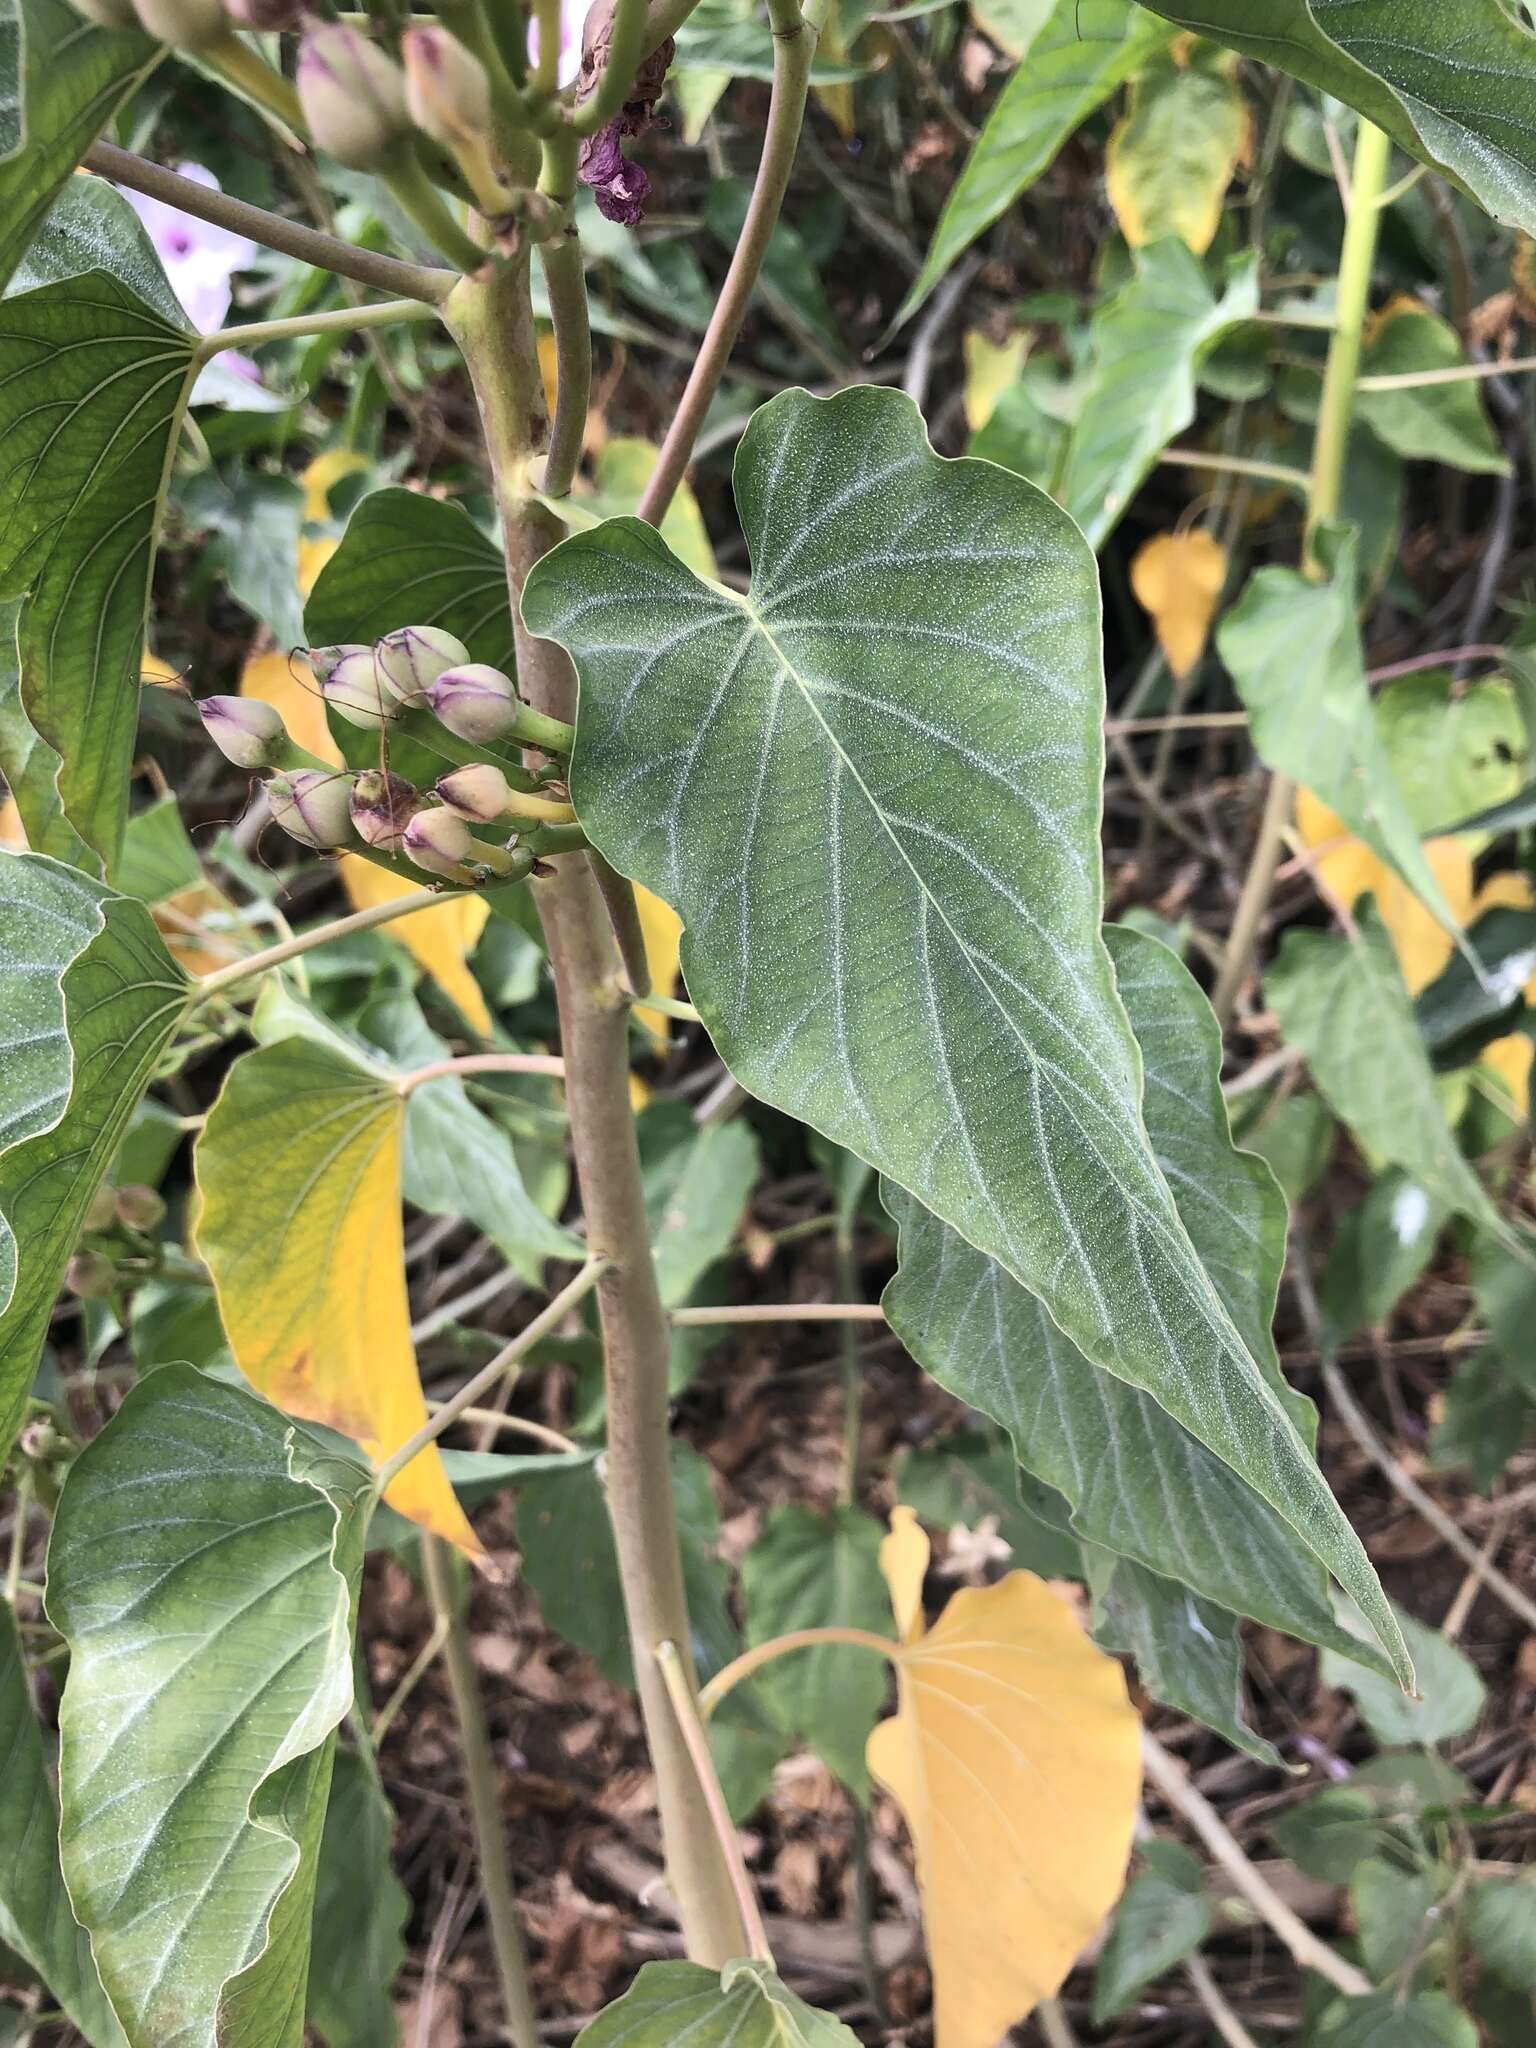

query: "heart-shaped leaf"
xmin=523 ymin=382 xmax=1407 ymax=1683
xmin=575 ymin=1959 xmax=861 ymax=2047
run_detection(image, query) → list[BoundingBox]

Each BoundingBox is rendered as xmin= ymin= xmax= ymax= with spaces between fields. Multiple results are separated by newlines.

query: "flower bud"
xmin=224 ymin=0 xmax=300 ymax=25
xmin=375 ymin=625 xmax=470 ymax=705
xmin=116 ymin=1184 xmax=167 ymax=1232
xmin=402 ymin=805 xmax=473 ymax=877
xmin=66 ymin=1252 xmax=116 ymax=1301
xmin=425 ymin=662 xmax=519 ymax=744
xmin=267 ymin=769 xmax=356 ymax=850
xmin=350 ymin=769 xmax=422 ymax=851
xmin=402 ymin=26 xmax=493 ymax=149
xmin=132 ymin=0 xmax=225 ymax=45
xmin=297 ymin=23 xmax=410 ymax=171
xmin=198 ymin=694 xmax=289 ymax=770
xmin=66 ymin=0 xmax=141 ymax=27
xmin=318 ymin=645 xmax=396 ymax=730
xmin=83 ymin=1184 xmax=119 ymax=1234
xmin=436 ymin=762 xmax=512 ymax=823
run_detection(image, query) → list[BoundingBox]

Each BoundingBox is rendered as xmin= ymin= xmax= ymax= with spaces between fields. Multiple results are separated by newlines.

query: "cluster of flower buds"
xmin=67 ymin=1181 xmax=169 ymax=1302
xmin=196 ymin=622 xmax=572 ymax=881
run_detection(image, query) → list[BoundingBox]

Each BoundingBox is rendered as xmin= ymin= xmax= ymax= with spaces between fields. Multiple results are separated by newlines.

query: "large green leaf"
xmin=0 ymin=1604 xmax=125 ymax=2046
xmin=1139 ymin=0 xmax=1536 ymax=239
xmin=304 ymin=486 xmax=513 ymax=670
xmin=7 ymin=170 xmax=184 ymax=319
xmin=882 ymin=926 xmax=1373 ymax=1670
xmin=0 ymin=852 xmax=188 ymax=1461
xmin=0 ymin=0 xmax=157 ymax=289
xmin=0 ymin=271 xmax=197 ymax=869
xmin=1057 ymin=240 xmax=1259 ymax=547
xmin=576 ymin=1960 xmax=861 ymax=2048
xmin=1266 ymin=911 xmax=1518 ymax=1251
xmin=894 ymin=0 xmax=1173 ymax=326
xmin=739 ymin=1505 xmax=893 ymax=1798
xmin=0 ymin=597 xmax=87 ymax=863
xmin=523 ymin=383 xmax=1406 ymax=1683
xmin=306 ymin=1744 xmax=407 ymax=2048
xmin=48 ymin=1365 xmax=371 ymax=2048
xmin=1218 ymin=531 xmax=1467 ymax=942
xmin=1356 ymin=302 xmax=1508 ymax=476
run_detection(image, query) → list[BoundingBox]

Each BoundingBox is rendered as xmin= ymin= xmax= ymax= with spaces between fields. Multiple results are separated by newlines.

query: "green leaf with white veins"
xmin=0 ymin=852 xmax=188 ymax=1463
xmin=1137 ymin=0 xmax=1536 ymax=240
xmin=576 ymin=1960 xmax=861 ymax=2048
xmin=0 ymin=272 xmax=198 ymax=871
xmin=883 ymin=926 xmax=1382 ymax=1677
xmin=1220 ymin=529 xmax=1468 ymax=945
xmin=523 ymin=383 xmax=1408 ymax=1685
xmin=48 ymin=1365 xmax=371 ymax=2048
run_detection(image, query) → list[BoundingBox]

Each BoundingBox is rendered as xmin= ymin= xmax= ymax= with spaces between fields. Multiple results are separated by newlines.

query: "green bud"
xmin=297 ymin=23 xmax=410 ymax=171
xmin=402 ymin=25 xmax=493 ymax=149
xmin=425 ymin=662 xmax=519 ymax=745
xmin=267 ymin=769 xmax=357 ymax=850
xmin=198 ymin=693 xmax=289 ymax=770
xmin=375 ymin=625 xmax=471 ymax=705
xmin=131 ymin=0 xmax=225 ymax=46
xmin=66 ymin=1251 xmax=116 ymax=1301
xmin=83 ymin=1183 xmax=119 ymax=1234
xmin=402 ymin=805 xmax=473 ymax=877
xmin=318 ymin=645 xmax=396 ymax=730
xmin=436 ymin=763 xmax=512 ymax=823
xmin=115 ymin=1184 xmax=167 ymax=1232
xmin=350 ymin=769 xmax=422 ymax=852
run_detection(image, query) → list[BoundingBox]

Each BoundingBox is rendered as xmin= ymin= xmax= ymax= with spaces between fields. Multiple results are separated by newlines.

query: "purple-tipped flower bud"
xmin=318 ymin=645 xmax=396 ymax=730
xmin=350 ymin=769 xmax=422 ymax=851
xmin=199 ymin=693 xmax=289 ymax=770
xmin=224 ymin=0 xmax=301 ymax=24
xmin=131 ymin=0 xmax=225 ymax=44
xmin=297 ymin=23 xmax=410 ymax=171
xmin=267 ymin=769 xmax=356 ymax=850
xmin=402 ymin=805 xmax=473 ymax=877
xmin=436 ymin=762 xmax=513 ymax=823
xmin=402 ymin=26 xmax=492 ymax=148
xmin=375 ymin=625 xmax=471 ymax=705
xmin=425 ymin=662 xmax=518 ymax=744
xmin=66 ymin=0 xmax=141 ymax=26
xmin=116 ymin=1184 xmax=167 ymax=1232
xmin=84 ymin=1184 xmax=119 ymax=1234
xmin=66 ymin=1251 xmax=116 ymax=1301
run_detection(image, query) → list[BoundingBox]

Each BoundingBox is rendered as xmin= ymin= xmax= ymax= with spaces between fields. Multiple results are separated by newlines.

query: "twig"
xmin=1160 ymin=448 xmax=1310 ymax=490
xmin=423 ymin=1403 xmax=581 ymax=1456
xmin=1139 ymin=1733 xmax=1371 ymax=1998
xmin=669 ymin=1302 xmax=886 ymax=1325
xmin=1035 ymin=1998 xmax=1081 ymax=2048
xmin=1366 ymin=645 xmax=1506 ymax=683
xmin=398 ymin=1053 xmax=567 ymax=1096
xmin=654 ymin=1641 xmax=773 ymax=1963
xmin=591 ymin=853 xmax=653 ymax=1001
xmin=1185 ymin=1951 xmax=1261 ymax=2048
xmin=84 ymin=142 xmax=454 ymax=304
xmin=902 ymin=255 xmax=980 ymax=413
xmin=537 ymin=228 xmax=593 ymax=497
xmin=1357 ymin=355 xmax=1536 ymax=390
xmin=192 ymin=889 xmax=478 ymax=1002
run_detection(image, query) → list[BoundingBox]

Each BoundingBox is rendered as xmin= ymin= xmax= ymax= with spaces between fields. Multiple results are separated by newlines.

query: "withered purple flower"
xmin=575 ymin=28 xmax=673 ymax=227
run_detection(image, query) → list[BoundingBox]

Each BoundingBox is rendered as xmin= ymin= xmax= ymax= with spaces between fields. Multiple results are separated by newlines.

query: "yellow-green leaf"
xmin=1129 ymin=529 xmax=1226 ymax=678
xmin=633 ymin=884 xmax=686 ymax=1045
xmin=194 ymin=1036 xmax=479 ymax=1550
xmin=867 ymin=1508 xmax=1140 ymax=2047
xmin=1106 ymin=45 xmax=1248 ymax=254
xmin=962 ymin=329 xmax=1031 ymax=433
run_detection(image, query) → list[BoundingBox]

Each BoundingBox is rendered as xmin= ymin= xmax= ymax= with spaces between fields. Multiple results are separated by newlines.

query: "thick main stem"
xmin=1211 ymin=118 xmax=1391 ymax=1028
xmin=446 ymin=257 xmax=751 ymax=1967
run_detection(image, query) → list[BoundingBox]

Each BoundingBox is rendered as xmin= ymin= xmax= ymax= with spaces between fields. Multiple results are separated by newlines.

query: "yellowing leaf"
xmin=1129 ymin=530 xmax=1226 ymax=679
xmin=633 ymin=883 xmax=685 ymax=1045
xmin=867 ymin=1508 xmax=1139 ymax=2047
xmin=1106 ymin=49 xmax=1247 ymax=254
xmin=0 ymin=797 xmax=24 ymax=848
xmin=340 ymin=855 xmax=492 ymax=1035
xmin=195 ymin=1036 xmax=479 ymax=1549
xmin=1480 ymin=1034 xmax=1534 ymax=1118
xmin=1295 ymin=789 xmax=1476 ymax=995
xmin=241 ymin=647 xmax=340 ymax=767
xmin=155 ymin=882 xmax=240 ymax=980
xmin=140 ymin=648 xmax=180 ymax=687
xmin=962 ymin=330 xmax=1030 ymax=434
xmin=298 ymin=535 xmax=339 ymax=598
xmin=301 ymin=447 xmax=370 ymax=526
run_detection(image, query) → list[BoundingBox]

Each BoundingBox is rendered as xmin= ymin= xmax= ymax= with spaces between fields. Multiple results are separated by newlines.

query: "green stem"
xmin=1211 ymin=117 xmax=1391 ymax=1029
xmin=384 ymin=150 xmax=490 ymax=274
xmin=654 ymin=1642 xmax=773 ymax=1964
xmin=591 ymin=852 xmax=653 ymax=1000
xmin=420 ymin=1537 xmax=541 ymax=2048
xmin=191 ymin=887 xmax=478 ymax=1002
xmin=536 ymin=228 xmax=592 ymax=497
xmin=202 ymin=30 xmax=305 ymax=135
xmin=569 ymin=0 xmax=647 ymax=135
xmin=635 ymin=0 xmax=817 ymax=526
xmin=193 ymin=297 xmax=437 ymax=363
xmin=835 ymin=1227 xmax=861 ymax=1507
xmin=396 ymin=1051 xmax=566 ymax=1096
xmin=699 ymin=1627 xmax=899 ymax=1718
xmin=1357 ymin=356 xmax=1536 ymax=391
xmin=446 ymin=252 xmax=752 ymax=1968
xmin=632 ymin=992 xmax=700 ymax=1025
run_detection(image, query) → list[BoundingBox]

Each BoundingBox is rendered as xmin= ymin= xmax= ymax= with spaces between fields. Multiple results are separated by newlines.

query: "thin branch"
xmin=655 ymin=1642 xmax=774 ymax=1962
xmin=1357 ymin=354 xmax=1536 ymax=390
xmin=591 ymin=853 xmax=653 ymax=1000
xmin=1366 ymin=644 xmax=1506 ymax=683
xmin=570 ymin=0 xmax=649 ymax=135
xmin=398 ymin=1052 xmax=567 ymax=1096
xmin=635 ymin=992 xmax=701 ymax=1024
xmin=375 ymin=1258 xmax=611 ymax=1492
xmin=1139 ymin=1734 xmax=1371 ymax=1998
xmin=425 ymin=1403 xmax=581 ymax=1456
xmin=635 ymin=0 xmax=818 ymax=525
xmin=669 ymin=1301 xmax=887 ymax=1325
xmin=194 ymin=297 xmax=437 ymax=363
xmin=192 ymin=889 xmax=478 ymax=1002
xmin=1035 ymin=2000 xmax=1081 ymax=2048
xmin=1159 ymin=447 xmax=1310 ymax=490
xmin=537 ymin=230 xmax=593 ymax=497
xmin=84 ymin=142 xmax=455 ymax=304
xmin=1184 ymin=1952 xmax=1261 ymax=2048
xmin=699 ymin=1626 xmax=899 ymax=1718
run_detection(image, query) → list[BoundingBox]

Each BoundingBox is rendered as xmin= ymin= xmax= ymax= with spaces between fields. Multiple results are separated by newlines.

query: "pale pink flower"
xmin=119 ymin=163 xmax=257 ymax=334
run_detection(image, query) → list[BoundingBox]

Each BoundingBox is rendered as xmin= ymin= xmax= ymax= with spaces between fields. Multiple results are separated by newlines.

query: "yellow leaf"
xmin=632 ymin=884 xmax=685 ymax=1045
xmin=1106 ymin=51 xmax=1247 ymax=254
xmin=340 ymin=855 xmax=493 ymax=1036
xmin=240 ymin=646 xmax=340 ymax=767
xmin=879 ymin=1505 xmax=930 ymax=1645
xmin=141 ymin=648 xmax=180 ymax=687
xmin=0 ymin=797 xmax=24 ymax=849
xmin=195 ymin=1037 xmax=480 ymax=1550
xmin=1295 ymin=790 xmax=1476 ymax=995
xmin=298 ymin=534 xmax=339 ymax=598
xmin=867 ymin=1508 xmax=1139 ymax=2047
xmin=154 ymin=882 xmax=241 ymax=980
xmin=962 ymin=330 xmax=1030 ymax=434
xmin=1480 ymin=1034 xmax=1534 ymax=1119
xmin=301 ymin=447 xmax=370 ymax=526
xmin=1129 ymin=530 xmax=1226 ymax=680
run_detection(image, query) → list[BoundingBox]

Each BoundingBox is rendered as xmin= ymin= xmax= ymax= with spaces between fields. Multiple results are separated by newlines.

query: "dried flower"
xmin=424 ymin=661 xmax=519 ymax=744
xmin=198 ymin=694 xmax=288 ymax=770
xmin=318 ymin=645 xmax=396 ymax=730
xmin=402 ymin=805 xmax=474 ymax=876
xmin=575 ymin=26 xmax=673 ymax=227
xmin=297 ymin=24 xmax=411 ymax=171
xmin=436 ymin=762 xmax=513 ymax=823
xmin=376 ymin=625 xmax=471 ymax=705
xmin=350 ymin=769 xmax=422 ymax=852
xmin=266 ymin=769 xmax=356 ymax=850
